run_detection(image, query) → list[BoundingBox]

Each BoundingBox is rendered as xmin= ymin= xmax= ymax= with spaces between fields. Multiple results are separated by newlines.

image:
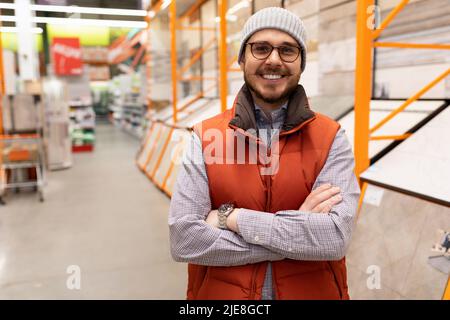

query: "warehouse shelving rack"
xmin=354 ymin=0 xmax=450 ymax=299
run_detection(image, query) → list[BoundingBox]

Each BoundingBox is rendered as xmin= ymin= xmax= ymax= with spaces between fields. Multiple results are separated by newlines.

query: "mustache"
xmin=256 ymin=68 xmax=291 ymax=76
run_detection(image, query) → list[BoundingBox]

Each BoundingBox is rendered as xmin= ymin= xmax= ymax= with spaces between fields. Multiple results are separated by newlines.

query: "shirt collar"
xmin=254 ymin=102 xmax=288 ymax=123
xmin=254 ymin=102 xmax=288 ymax=112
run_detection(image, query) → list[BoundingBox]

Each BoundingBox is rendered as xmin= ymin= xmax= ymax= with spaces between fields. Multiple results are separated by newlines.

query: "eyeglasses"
xmin=246 ymin=42 xmax=301 ymax=63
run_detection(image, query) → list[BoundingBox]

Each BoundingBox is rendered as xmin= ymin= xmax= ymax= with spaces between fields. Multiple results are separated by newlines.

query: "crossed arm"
xmin=168 ymin=128 xmax=360 ymax=266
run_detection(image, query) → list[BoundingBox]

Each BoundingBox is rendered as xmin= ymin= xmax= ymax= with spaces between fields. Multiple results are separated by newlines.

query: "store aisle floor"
xmin=0 ymin=124 xmax=187 ymax=299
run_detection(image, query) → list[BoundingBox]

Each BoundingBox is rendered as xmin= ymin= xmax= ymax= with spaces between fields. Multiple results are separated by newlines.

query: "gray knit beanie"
xmin=238 ymin=7 xmax=307 ymax=72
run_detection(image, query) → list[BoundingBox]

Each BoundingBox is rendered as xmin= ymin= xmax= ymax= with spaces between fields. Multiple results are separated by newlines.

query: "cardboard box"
xmin=24 ymin=80 xmax=43 ymax=95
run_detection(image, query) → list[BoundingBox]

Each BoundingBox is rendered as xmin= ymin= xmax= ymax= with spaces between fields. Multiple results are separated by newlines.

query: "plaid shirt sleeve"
xmin=168 ymin=132 xmax=285 ymax=266
xmin=237 ymin=128 xmax=361 ymax=261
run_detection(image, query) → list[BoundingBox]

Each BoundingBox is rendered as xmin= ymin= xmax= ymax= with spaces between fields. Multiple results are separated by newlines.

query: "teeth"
xmin=262 ymin=74 xmax=282 ymax=80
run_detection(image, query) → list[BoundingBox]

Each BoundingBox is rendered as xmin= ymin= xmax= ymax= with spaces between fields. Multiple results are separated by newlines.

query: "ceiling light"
xmin=0 ymin=3 xmax=147 ymax=17
xmin=161 ymin=0 xmax=172 ymax=11
xmin=0 ymin=3 xmax=16 ymax=10
xmin=31 ymin=4 xmax=147 ymax=16
xmin=33 ymin=16 xmax=148 ymax=28
xmin=0 ymin=26 xmax=43 ymax=34
xmin=0 ymin=15 xmax=17 ymax=22
xmin=227 ymin=0 xmax=250 ymax=16
xmin=0 ymin=15 xmax=148 ymax=28
xmin=215 ymin=15 xmax=238 ymax=23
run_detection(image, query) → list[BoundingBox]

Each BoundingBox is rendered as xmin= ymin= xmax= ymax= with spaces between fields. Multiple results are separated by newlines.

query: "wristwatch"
xmin=218 ymin=202 xmax=235 ymax=229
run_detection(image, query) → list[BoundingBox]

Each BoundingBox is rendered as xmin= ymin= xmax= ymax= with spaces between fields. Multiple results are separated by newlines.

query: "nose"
xmin=265 ymin=48 xmax=282 ymax=65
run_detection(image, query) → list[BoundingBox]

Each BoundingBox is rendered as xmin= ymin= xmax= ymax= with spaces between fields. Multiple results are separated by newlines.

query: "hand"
xmin=205 ymin=208 xmax=240 ymax=233
xmin=226 ymin=208 xmax=239 ymax=233
xmin=299 ymin=184 xmax=342 ymax=213
xmin=205 ymin=210 xmax=219 ymax=228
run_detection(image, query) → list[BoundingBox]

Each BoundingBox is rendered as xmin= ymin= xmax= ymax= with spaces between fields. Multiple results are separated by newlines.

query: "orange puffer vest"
xmin=189 ymin=84 xmax=349 ymax=300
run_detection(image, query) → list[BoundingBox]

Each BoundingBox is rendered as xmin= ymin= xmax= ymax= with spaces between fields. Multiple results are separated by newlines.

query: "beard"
xmin=244 ymin=69 xmax=300 ymax=105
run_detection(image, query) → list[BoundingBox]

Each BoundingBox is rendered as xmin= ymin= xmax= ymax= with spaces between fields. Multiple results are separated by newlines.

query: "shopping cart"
xmin=0 ymin=92 xmax=46 ymax=204
xmin=0 ymin=133 xmax=46 ymax=203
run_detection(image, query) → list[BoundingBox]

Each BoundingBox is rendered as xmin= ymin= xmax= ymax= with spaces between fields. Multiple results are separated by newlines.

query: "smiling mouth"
xmin=259 ymin=74 xmax=286 ymax=80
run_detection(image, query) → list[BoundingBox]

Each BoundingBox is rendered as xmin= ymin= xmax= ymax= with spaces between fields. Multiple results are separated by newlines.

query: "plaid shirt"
xmin=169 ymin=104 xmax=360 ymax=299
xmin=254 ymin=102 xmax=288 ymax=148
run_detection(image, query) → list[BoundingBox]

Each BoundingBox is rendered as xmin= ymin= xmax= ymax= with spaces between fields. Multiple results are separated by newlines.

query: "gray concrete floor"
xmin=347 ymin=186 xmax=450 ymax=300
xmin=0 ymin=124 xmax=187 ymax=299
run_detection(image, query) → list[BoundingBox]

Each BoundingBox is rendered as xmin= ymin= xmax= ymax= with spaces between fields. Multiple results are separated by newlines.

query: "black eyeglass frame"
xmin=246 ymin=42 xmax=302 ymax=63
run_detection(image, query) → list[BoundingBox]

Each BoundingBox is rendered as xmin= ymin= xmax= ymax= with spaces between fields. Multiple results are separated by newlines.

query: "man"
xmin=169 ymin=7 xmax=360 ymax=300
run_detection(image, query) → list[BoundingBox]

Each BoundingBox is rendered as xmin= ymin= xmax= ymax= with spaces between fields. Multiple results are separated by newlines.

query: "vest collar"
xmin=228 ymin=84 xmax=315 ymax=133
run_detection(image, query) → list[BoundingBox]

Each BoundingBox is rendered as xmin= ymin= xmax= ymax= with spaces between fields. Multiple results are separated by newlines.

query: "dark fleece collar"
xmin=228 ymin=84 xmax=315 ymax=132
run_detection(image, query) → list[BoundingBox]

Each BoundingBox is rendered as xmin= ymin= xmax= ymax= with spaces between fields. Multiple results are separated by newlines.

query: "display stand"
xmin=65 ymin=67 xmax=96 ymax=152
xmin=41 ymin=77 xmax=72 ymax=170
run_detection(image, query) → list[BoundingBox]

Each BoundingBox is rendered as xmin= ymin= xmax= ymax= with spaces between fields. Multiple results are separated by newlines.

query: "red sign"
xmin=52 ymin=37 xmax=83 ymax=75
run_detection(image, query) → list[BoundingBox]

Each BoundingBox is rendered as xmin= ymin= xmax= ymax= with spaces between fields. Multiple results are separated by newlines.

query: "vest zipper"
xmin=250 ymin=264 xmax=259 ymax=299
xmin=262 ymin=117 xmax=315 ymax=300
xmin=230 ymin=117 xmax=317 ymax=300
xmin=327 ymin=261 xmax=343 ymax=299
xmin=265 ymin=147 xmax=272 ymax=212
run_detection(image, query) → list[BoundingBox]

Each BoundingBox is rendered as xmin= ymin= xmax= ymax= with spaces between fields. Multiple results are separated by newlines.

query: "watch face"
xmin=218 ymin=202 xmax=234 ymax=229
xmin=219 ymin=202 xmax=234 ymax=214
